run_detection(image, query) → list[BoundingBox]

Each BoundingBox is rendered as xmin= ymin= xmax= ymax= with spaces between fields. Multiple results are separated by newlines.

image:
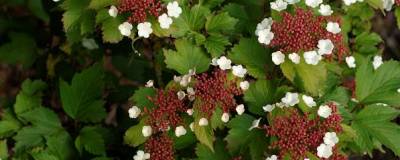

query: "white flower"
xmin=302 ymin=95 xmax=316 ymax=107
xmin=319 ymin=4 xmax=333 ymax=16
xmin=372 ymin=55 xmax=383 ymax=70
xmin=81 ymin=38 xmax=99 ymax=50
xmin=272 ymin=51 xmax=285 ymax=65
xmin=211 ymin=58 xmax=218 ymax=66
xmin=305 ymin=0 xmax=323 ymax=8
xmin=317 ymin=143 xmax=333 ymax=159
xmin=217 ymin=56 xmax=232 ymax=70
xmin=236 ymin=104 xmax=245 ymax=115
xmin=137 ymin=22 xmax=153 ymax=38
xmin=186 ymin=109 xmax=194 ymax=116
xmin=263 ymin=104 xmax=275 ymax=112
xmin=256 ymin=18 xmax=273 ymax=36
xmin=199 ymin=118 xmax=209 ymax=126
xmin=142 ymin=126 xmax=152 ymax=137
xmin=177 ymin=90 xmax=186 ymax=100
xmin=189 ymin=122 xmax=194 ymax=131
xmin=258 ymin=29 xmax=274 ymax=45
xmin=383 ymin=0 xmax=395 ymax=11
xmin=145 ymin=80 xmax=154 ymax=87
xmin=240 ymin=81 xmax=250 ymax=91
xmin=266 ymin=155 xmax=278 ymax=160
xmin=175 ymin=126 xmax=187 ymax=137
xmin=275 ymin=102 xmax=285 ymax=108
xmin=317 ymin=39 xmax=334 ymax=55
xmin=324 ymin=132 xmax=339 ymax=147
xmin=271 ymin=0 xmax=288 ymax=11
xmin=108 ymin=5 xmax=118 ymax=18
xmin=221 ymin=113 xmax=230 ymax=123
xmin=288 ymin=53 xmax=300 ymax=64
xmin=249 ymin=118 xmax=262 ymax=131
xmin=397 ymin=88 xmax=400 ymax=93
xmin=343 ymin=0 xmax=357 ymax=5
xmin=173 ymin=75 xmax=181 ymax=82
xmin=286 ymin=0 xmax=300 ymax=4
xmin=180 ymin=74 xmax=191 ymax=87
xmin=281 ymin=92 xmax=299 ymax=107
xmin=318 ymin=105 xmax=332 ymax=118
xmin=53 ymin=0 xmax=60 ymax=2
xmin=187 ymin=87 xmax=195 ymax=95
xmin=304 ymin=51 xmax=322 ymax=65
xmin=158 ymin=14 xmax=173 ymax=29
xmin=345 ymin=56 xmax=356 ymax=68
xmin=167 ymin=1 xmax=182 ymax=18
xmin=133 ymin=150 xmax=150 ymax=160
xmin=326 ymin=22 xmax=341 ymax=34
xmin=118 ymin=22 xmax=133 ymax=37
xmin=128 ymin=106 xmax=141 ymax=118
xmin=232 ymin=65 xmax=247 ymax=78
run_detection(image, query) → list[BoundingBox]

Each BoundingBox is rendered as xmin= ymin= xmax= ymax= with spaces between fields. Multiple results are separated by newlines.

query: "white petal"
xmin=232 ymin=65 xmax=247 ymax=78
xmin=272 ymin=51 xmax=285 ymax=65
xmin=248 ymin=118 xmax=261 ymax=131
xmin=236 ymin=104 xmax=245 ymax=115
xmin=142 ymin=126 xmax=152 ymax=137
xmin=263 ymin=104 xmax=275 ymax=112
xmin=319 ymin=4 xmax=333 ymax=16
xmin=128 ymin=106 xmax=141 ymax=118
xmin=318 ymin=105 xmax=332 ymax=118
xmin=175 ymin=126 xmax=187 ymax=137
xmin=304 ymin=51 xmax=322 ymax=65
xmin=317 ymin=143 xmax=333 ymax=158
xmin=240 ymin=81 xmax=250 ymax=91
xmin=288 ymin=53 xmax=300 ymax=64
xmin=221 ymin=113 xmax=230 ymax=123
xmin=199 ymin=118 xmax=209 ymax=126
xmin=372 ymin=55 xmax=383 ymax=70
xmin=108 ymin=5 xmax=118 ymax=18
xmin=217 ymin=56 xmax=232 ymax=70
xmin=345 ymin=56 xmax=356 ymax=68
xmin=302 ymin=95 xmax=316 ymax=107
xmin=305 ymin=0 xmax=323 ymax=8
xmin=326 ymin=22 xmax=341 ymax=34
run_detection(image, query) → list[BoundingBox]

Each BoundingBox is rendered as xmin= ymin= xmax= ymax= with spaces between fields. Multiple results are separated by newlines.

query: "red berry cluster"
xmin=396 ymin=0 xmax=400 ymax=6
xmin=194 ymin=69 xmax=242 ymax=117
xmin=265 ymin=103 xmax=343 ymax=159
xmin=146 ymin=89 xmax=187 ymax=132
xmin=145 ymin=134 xmax=174 ymax=160
xmin=117 ymin=0 xmax=162 ymax=23
xmin=270 ymin=8 xmax=348 ymax=61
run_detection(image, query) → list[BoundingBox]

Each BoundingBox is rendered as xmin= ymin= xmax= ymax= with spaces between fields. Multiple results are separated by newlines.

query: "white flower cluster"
xmin=256 ymin=18 xmax=274 ymax=45
xmin=343 ymin=0 xmax=363 ymax=6
xmin=116 ymin=1 xmax=182 ymax=38
xmin=265 ymin=155 xmax=278 ymax=160
xmin=263 ymin=93 xmax=316 ymax=112
xmin=270 ymin=22 xmax=342 ymax=66
xmin=212 ymin=56 xmax=249 ymax=90
xmin=133 ymin=150 xmax=150 ymax=160
xmin=317 ymin=104 xmax=332 ymax=118
xmin=372 ymin=55 xmax=383 ymax=70
xmin=317 ymin=132 xmax=339 ymax=158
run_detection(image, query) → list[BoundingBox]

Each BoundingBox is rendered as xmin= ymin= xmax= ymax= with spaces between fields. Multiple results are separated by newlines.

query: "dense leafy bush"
xmin=1 ymin=0 xmax=400 ymax=159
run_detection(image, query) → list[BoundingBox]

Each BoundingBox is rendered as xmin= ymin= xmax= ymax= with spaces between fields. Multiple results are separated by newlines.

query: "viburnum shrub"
xmin=1 ymin=0 xmax=400 ymax=159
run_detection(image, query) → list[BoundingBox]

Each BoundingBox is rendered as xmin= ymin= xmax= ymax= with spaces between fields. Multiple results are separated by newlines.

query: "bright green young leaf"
xmin=172 ymin=5 xmax=210 ymax=37
xmin=205 ymin=12 xmax=238 ymax=32
xmin=280 ymin=60 xmax=327 ymax=96
xmin=204 ymin=33 xmax=231 ymax=57
xmin=14 ymin=79 xmax=47 ymax=115
xmin=228 ymin=38 xmax=272 ymax=78
xmin=89 ymin=0 xmax=116 ymax=10
xmin=124 ymin=119 xmax=149 ymax=147
xmin=193 ymin=107 xmax=215 ymax=151
xmin=164 ymin=39 xmax=210 ymax=74
xmin=75 ymin=126 xmax=106 ymax=156
xmin=0 ymin=140 xmax=8 ymax=159
xmin=59 ymin=64 xmax=107 ymax=123
xmin=130 ymin=87 xmax=156 ymax=110
xmin=210 ymin=107 xmax=224 ymax=129
xmin=96 ymin=9 xmax=124 ymax=43
xmin=356 ymin=60 xmax=400 ymax=105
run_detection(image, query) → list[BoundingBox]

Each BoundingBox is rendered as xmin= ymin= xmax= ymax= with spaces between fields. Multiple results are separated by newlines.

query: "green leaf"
xmin=164 ymin=39 xmax=210 ymax=74
xmin=14 ymin=79 xmax=47 ymax=115
xmin=89 ymin=0 xmax=116 ymax=10
xmin=205 ymin=12 xmax=238 ymax=32
xmin=46 ymin=131 xmax=76 ymax=160
xmin=210 ymin=107 xmax=224 ymax=129
xmin=172 ymin=5 xmax=210 ymax=37
xmin=243 ymin=79 xmax=277 ymax=115
xmin=228 ymin=38 xmax=271 ymax=78
xmin=124 ymin=119 xmax=149 ymax=147
xmin=96 ymin=9 xmax=124 ymax=43
xmin=0 ymin=32 xmax=37 ymax=68
xmin=196 ymin=140 xmax=231 ymax=160
xmin=130 ymin=87 xmax=156 ymax=110
xmin=59 ymin=64 xmax=106 ymax=122
xmin=204 ymin=33 xmax=230 ymax=57
xmin=280 ymin=60 xmax=327 ymax=96
xmin=225 ymin=114 xmax=268 ymax=159
xmin=203 ymin=0 xmax=225 ymax=8
xmin=0 ymin=140 xmax=8 ymax=159
xmin=75 ymin=126 xmax=106 ymax=156
xmin=19 ymin=107 xmax=63 ymax=134
xmin=193 ymin=108 xmax=215 ymax=151
xmin=13 ymin=126 xmax=46 ymax=154
xmin=352 ymin=105 xmax=400 ymax=156
xmin=356 ymin=60 xmax=400 ymax=105
xmin=0 ymin=109 xmax=21 ymax=138
xmin=396 ymin=8 xmax=400 ymax=29
xmin=354 ymin=32 xmax=382 ymax=55
xmin=27 ymin=0 xmax=50 ymax=22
